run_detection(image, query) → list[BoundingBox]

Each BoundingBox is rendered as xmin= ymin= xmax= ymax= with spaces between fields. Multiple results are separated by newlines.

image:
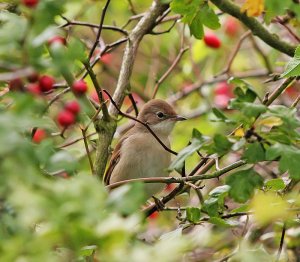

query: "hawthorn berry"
xmin=57 ymin=110 xmax=75 ymax=128
xmin=224 ymin=17 xmax=240 ymax=37
xmin=72 ymin=80 xmax=88 ymax=95
xmin=27 ymin=72 xmax=39 ymax=83
xmin=90 ymin=90 xmax=109 ymax=103
xmin=48 ymin=36 xmax=66 ymax=46
xmin=32 ymin=129 xmax=47 ymax=143
xmin=204 ymin=33 xmax=221 ymax=49
xmin=39 ymin=75 xmax=54 ymax=92
xmin=214 ymin=82 xmax=233 ymax=96
xmin=27 ymin=83 xmax=41 ymax=95
xmin=100 ymin=53 xmax=112 ymax=65
xmin=9 ymin=78 xmax=24 ymax=91
xmin=22 ymin=0 xmax=39 ymax=8
xmin=148 ymin=211 xmax=159 ymax=220
xmin=65 ymin=100 xmax=81 ymax=115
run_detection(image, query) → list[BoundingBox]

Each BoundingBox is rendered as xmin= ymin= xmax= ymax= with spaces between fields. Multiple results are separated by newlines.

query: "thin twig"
xmin=152 ymin=47 xmax=189 ymax=98
xmin=83 ymin=62 xmax=110 ymax=121
xmin=81 ymin=128 xmax=95 ymax=175
xmin=215 ymin=30 xmax=251 ymax=77
xmin=88 ymin=0 xmax=111 ymax=60
xmin=107 ymin=160 xmax=245 ymax=189
xmin=276 ymin=223 xmax=286 ymax=262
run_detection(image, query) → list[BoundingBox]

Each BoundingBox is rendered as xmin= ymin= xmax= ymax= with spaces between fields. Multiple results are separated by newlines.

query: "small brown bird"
xmin=104 ymin=99 xmax=186 ymax=199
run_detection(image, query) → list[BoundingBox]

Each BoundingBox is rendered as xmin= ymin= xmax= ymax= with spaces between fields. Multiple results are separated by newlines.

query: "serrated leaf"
xmin=264 ymin=178 xmax=285 ymax=191
xmin=212 ymin=134 xmax=233 ymax=155
xmin=198 ymin=4 xmax=220 ymax=30
xmin=226 ymin=168 xmax=264 ymax=203
xmin=281 ymin=45 xmax=300 ymax=78
xmin=243 ymin=142 xmax=265 ymax=164
xmin=266 ymin=143 xmax=300 ymax=179
xmin=186 ymin=207 xmax=201 ymax=223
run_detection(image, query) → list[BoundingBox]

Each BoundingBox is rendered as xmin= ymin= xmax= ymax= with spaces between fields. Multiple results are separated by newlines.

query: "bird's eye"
xmin=156 ymin=111 xmax=164 ymax=119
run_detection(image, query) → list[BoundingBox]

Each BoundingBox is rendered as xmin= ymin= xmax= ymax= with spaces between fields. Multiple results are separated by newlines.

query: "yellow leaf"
xmin=234 ymin=128 xmax=245 ymax=137
xmin=251 ymin=192 xmax=292 ymax=226
xmin=241 ymin=0 xmax=264 ymax=17
xmin=257 ymin=116 xmax=283 ymax=127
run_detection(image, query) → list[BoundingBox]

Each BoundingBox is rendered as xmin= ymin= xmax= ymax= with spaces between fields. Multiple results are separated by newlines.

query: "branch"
xmin=209 ymin=0 xmax=297 ymax=57
xmin=93 ymin=1 xmax=169 ymax=180
xmin=88 ymin=0 xmax=111 ymax=60
xmin=108 ymin=1 xmax=168 ymax=116
xmin=152 ymin=46 xmax=189 ymax=98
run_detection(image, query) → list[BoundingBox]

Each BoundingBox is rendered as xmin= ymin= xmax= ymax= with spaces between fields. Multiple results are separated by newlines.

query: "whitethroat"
xmin=104 ymin=99 xmax=186 ymax=199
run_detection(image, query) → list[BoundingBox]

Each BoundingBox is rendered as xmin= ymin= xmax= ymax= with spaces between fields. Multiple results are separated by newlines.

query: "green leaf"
xmin=107 ymin=182 xmax=146 ymax=215
xmin=264 ymin=178 xmax=285 ymax=191
xmin=226 ymin=168 xmax=264 ymax=203
xmin=169 ymin=131 xmax=208 ymax=172
xmin=198 ymin=4 xmax=220 ymax=30
xmin=229 ymin=101 xmax=267 ymax=118
xmin=228 ymin=77 xmax=258 ymax=103
xmin=243 ymin=142 xmax=265 ymax=164
xmin=266 ymin=143 xmax=300 ymax=179
xmin=202 ymin=186 xmax=230 ymax=217
xmin=186 ymin=207 xmax=201 ymax=223
xmin=281 ymin=45 xmax=300 ymax=78
xmin=264 ymin=0 xmax=288 ymax=23
xmin=209 ymin=185 xmax=230 ymax=197
xmin=209 ymin=217 xmax=239 ymax=227
xmin=212 ymin=134 xmax=233 ymax=155
xmin=189 ymin=12 xmax=204 ymax=39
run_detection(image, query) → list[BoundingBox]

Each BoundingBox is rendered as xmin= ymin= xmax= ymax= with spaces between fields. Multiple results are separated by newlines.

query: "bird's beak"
xmin=172 ymin=115 xmax=187 ymax=121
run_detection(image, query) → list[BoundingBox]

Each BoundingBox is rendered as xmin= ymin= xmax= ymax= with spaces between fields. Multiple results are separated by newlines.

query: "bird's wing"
xmin=103 ymin=134 xmax=129 ymax=185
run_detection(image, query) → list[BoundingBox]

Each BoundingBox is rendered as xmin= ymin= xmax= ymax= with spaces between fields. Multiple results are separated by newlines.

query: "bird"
xmin=104 ymin=99 xmax=186 ymax=199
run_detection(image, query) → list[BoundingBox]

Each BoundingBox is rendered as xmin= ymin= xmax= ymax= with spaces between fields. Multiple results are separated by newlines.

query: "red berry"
xmin=9 ymin=78 xmax=23 ymax=91
xmin=57 ymin=172 xmax=70 ymax=179
xmin=57 ymin=110 xmax=75 ymax=128
xmin=27 ymin=72 xmax=39 ymax=83
xmin=32 ymin=128 xmax=47 ymax=143
xmin=148 ymin=211 xmax=159 ymax=220
xmin=165 ymin=183 xmax=176 ymax=192
xmin=100 ymin=53 xmax=112 ymax=65
xmin=22 ymin=0 xmax=39 ymax=8
xmin=39 ymin=75 xmax=54 ymax=92
xmin=27 ymin=83 xmax=41 ymax=95
xmin=204 ymin=33 xmax=221 ymax=49
xmin=48 ymin=36 xmax=66 ymax=46
xmin=224 ymin=17 xmax=240 ymax=37
xmin=214 ymin=82 xmax=233 ymax=96
xmin=65 ymin=100 xmax=81 ymax=115
xmin=72 ymin=80 xmax=88 ymax=95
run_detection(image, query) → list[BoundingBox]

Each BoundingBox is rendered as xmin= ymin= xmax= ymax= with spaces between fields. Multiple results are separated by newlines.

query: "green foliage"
xmin=186 ymin=207 xmax=201 ymax=223
xmin=242 ymin=142 xmax=265 ymax=164
xmin=264 ymin=178 xmax=285 ymax=191
xmin=202 ymin=185 xmax=230 ymax=217
xmin=170 ymin=0 xmax=220 ymax=39
xmin=168 ymin=129 xmax=208 ymax=172
xmin=226 ymin=169 xmax=264 ymax=203
xmin=281 ymin=45 xmax=300 ymax=78
xmin=266 ymin=143 xmax=300 ymax=179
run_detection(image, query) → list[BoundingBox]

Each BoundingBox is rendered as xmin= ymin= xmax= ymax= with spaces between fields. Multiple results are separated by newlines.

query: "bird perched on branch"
xmin=104 ymin=99 xmax=186 ymax=199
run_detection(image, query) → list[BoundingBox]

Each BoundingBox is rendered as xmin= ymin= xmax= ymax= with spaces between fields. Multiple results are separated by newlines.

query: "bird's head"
xmin=137 ymin=99 xmax=186 ymax=135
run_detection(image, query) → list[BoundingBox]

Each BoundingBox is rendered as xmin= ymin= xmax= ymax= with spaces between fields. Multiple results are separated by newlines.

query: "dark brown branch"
xmin=88 ymin=0 xmax=111 ymax=60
